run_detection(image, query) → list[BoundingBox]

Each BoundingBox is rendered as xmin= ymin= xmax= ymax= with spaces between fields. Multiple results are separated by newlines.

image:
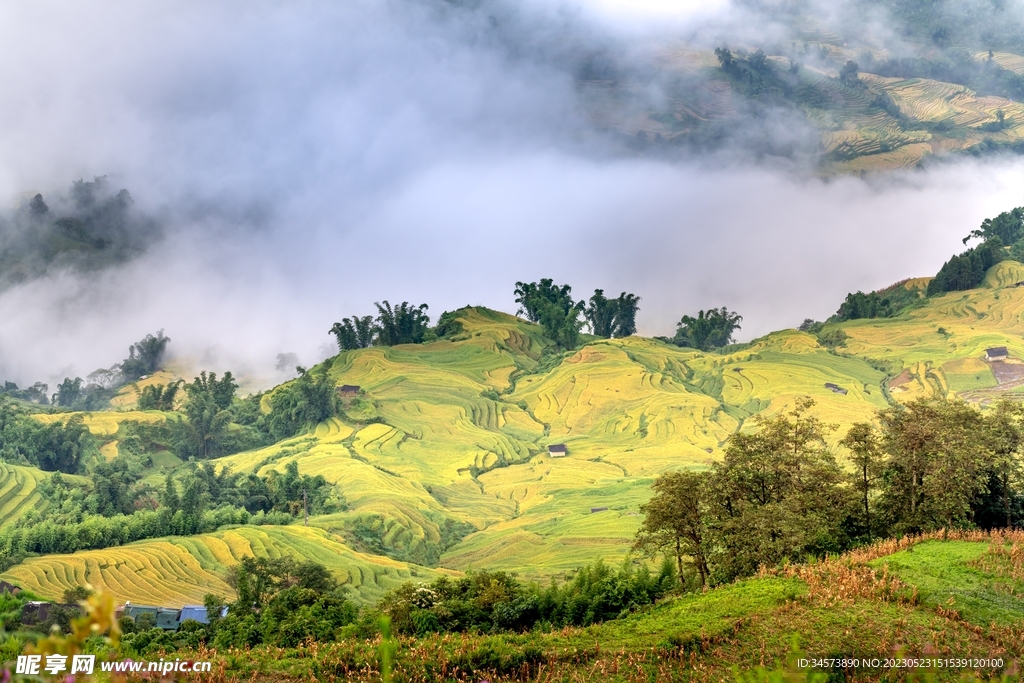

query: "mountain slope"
xmin=9 ymin=267 xmax=1024 ymax=602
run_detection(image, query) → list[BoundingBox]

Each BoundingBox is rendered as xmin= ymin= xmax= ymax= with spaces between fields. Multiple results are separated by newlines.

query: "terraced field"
xmin=0 ymin=464 xmax=86 ymax=528
xmin=0 ymin=525 xmax=449 ymax=607
xmin=11 ymin=270 xmax=1024 ymax=601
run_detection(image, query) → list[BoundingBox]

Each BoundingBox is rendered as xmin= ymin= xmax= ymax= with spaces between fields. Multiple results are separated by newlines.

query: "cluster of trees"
xmin=714 ymin=47 xmax=792 ymax=99
xmin=0 ymin=459 xmax=333 ymax=565
xmin=927 ymin=237 xmax=1006 ymax=296
xmin=113 ymin=554 xmax=675 ymax=657
xmin=195 ymin=556 xmax=357 ymax=650
xmin=378 ymin=559 xmax=674 ymax=636
xmin=672 ymin=307 xmax=743 ymax=351
xmin=0 ymin=399 xmax=89 ymax=473
xmin=514 ymin=279 xmax=641 ymax=349
xmin=135 ymin=364 xmax=339 ymax=460
xmin=330 ymin=301 xmax=432 ymax=351
xmin=1 ymin=330 xmax=171 ymax=410
xmin=827 ymin=204 xmax=1024 ymax=321
xmin=636 ymin=397 xmax=1024 ymax=588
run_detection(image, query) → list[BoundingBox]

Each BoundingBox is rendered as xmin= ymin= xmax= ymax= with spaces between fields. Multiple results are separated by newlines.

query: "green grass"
xmin=870 ymin=540 xmax=1024 ymax=627
xmin=167 ymin=538 xmax=1024 ymax=681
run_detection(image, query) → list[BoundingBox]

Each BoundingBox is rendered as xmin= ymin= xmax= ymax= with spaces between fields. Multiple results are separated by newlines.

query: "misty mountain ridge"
xmin=566 ymin=0 xmax=1024 ymax=169
xmin=0 ymin=177 xmax=158 ymax=291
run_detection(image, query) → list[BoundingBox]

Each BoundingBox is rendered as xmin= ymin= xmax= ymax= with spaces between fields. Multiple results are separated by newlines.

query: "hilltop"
xmin=7 ymin=265 xmax=1024 ymax=606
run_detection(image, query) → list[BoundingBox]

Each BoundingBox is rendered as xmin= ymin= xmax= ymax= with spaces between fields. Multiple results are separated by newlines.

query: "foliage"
xmin=706 ymin=399 xmax=850 ymax=582
xmin=927 ymin=238 xmax=1006 ymax=296
xmin=331 ymin=302 xmax=432 ymax=350
xmin=514 ymin=279 xmax=586 ymax=349
xmin=175 ymin=371 xmax=238 ymax=459
xmin=137 ymin=380 xmax=182 ymax=411
xmin=633 ymin=471 xmax=710 ymax=588
xmin=120 ymin=330 xmax=170 ymax=382
xmin=584 ymin=290 xmax=640 ymax=338
xmin=375 ymin=301 xmax=431 ymax=346
xmin=331 ymin=315 xmax=376 ymax=351
xmin=377 ymin=559 xmax=674 ymax=637
xmin=815 ymin=328 xmax=848 ymax=349
xmin=0 ymin=399 xmax=90 ymax=473
xmin=264 ymin=366 xmax=339 ymax=441
xmin=674 ymin=307 xmax=743 ymax=351
xmin=966 ymin=205 xmax=1024 ymax=246
xmin=0 ymin=380 xmax=50 ymax=404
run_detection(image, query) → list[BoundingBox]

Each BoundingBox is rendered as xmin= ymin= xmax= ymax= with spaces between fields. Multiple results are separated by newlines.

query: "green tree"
xmin=706 ymin=398 xmax=849 ymax=581
xmin=839 ymin=60 xmax=859 ymax=85
xmin=330 ymin=315 xmax=376 ymax=351
xmin=120 ymin=331 xmax=170 ymax=382
xmin=840 ymin=422 xmax=886 ymax=539
xmin=982 ymin=400 xmax=1024 ymax=529
xmin=877 ymin=399 xmax=992 ymax=532
xmin=374 ymin=301 xmax=430 ymax=346
xmin=633 ymin=470 xmax=711 ymax=589
xmin=612 ymin=292 xmax=641 ymax=337
xmin=52 ymin=377 xmax=83 ymax=407
xmin=674 ymin=307 xmax=742 ymax=351
xmin=265 ymin=366 xmax=339 ymax=440
xmin=137 ymin=381 xmax=182 ymax=411
xmin=514 ymin=279 xmax=585 ymax=348
xmin=585 ymin=289 xmax=617 ymax=338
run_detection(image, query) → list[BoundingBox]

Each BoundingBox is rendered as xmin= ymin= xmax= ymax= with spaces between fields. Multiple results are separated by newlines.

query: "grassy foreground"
xmin=147 ymin=531 xmax=1024 ymax=682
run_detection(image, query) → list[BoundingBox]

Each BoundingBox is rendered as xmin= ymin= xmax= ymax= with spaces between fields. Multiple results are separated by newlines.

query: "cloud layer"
xmin=0 ymin=0 xmax=1021 ymax=387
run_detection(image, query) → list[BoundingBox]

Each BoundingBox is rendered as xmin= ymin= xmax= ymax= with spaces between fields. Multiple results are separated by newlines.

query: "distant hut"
xmin=986 ymin=347 xmax=1009 ymax=362
xmin=824 ymin=382 xmax=848 ymax=395
xmin=337 ymin=385 xmax=361 ymax=396
xmin=0 ymin=580 xmax=21 ymax=595
xmin=547 ymin=444 xmax=568 ymax=458
xmin=590 ymin=507 xmax=608 ymax=513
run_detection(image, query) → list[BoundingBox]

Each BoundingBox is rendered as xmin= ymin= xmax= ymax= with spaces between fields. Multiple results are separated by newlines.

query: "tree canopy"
xmin=584 ymin=290 xmax=641 ymax=338
xmin=673 ymin=307 xmax=742 ymax=350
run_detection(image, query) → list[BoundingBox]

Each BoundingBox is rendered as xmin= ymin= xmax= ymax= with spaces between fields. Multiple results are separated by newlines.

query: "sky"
xmin=0 ymin=0 xmax=1022 ymax=388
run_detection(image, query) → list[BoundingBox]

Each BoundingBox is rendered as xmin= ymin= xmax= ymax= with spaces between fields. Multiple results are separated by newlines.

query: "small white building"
xmin=985 ymin=347 xmax=1009 ymax=362
xmin=548 ymin=444 xmax=568 ymax=458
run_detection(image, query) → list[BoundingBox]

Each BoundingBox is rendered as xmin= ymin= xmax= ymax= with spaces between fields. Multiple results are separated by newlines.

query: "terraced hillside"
xmin=2 ymin=525 xmax=450 ymax=608
xmin=591 ymin=35 xmax=1024 ymax=171
xmin=0 ymin=464 xmax=89 ymax=528
xmin=8 ymin=267 xmax=1024 ymax=606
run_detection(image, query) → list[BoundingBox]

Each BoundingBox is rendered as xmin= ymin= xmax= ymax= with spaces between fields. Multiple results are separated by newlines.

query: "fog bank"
xmin=0 ymin=0 xmax=1020 ymax=387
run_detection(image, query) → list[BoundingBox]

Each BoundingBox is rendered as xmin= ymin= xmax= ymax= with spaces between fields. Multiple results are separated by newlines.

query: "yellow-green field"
xmin=0 ymin=464 xmax=89 ymax=527
xmin=1 ymin=525 xmax=450 ymax=607
xmin=10 ymin=270 xmax=1024 ymax=605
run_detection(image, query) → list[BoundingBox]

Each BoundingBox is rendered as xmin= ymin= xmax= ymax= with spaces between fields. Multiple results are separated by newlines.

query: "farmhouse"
xmin=0 ymin=580 xmax=20 ymax=595
xmin=548 ymin=444 xmax=568 ymax=457
xmin=824 ymin=382 xmax=848 ymax=395
xmin=337 ymin=385 xmax=361 ymax=396
xmin=985 ymin=347 xmax=1009 ymax=362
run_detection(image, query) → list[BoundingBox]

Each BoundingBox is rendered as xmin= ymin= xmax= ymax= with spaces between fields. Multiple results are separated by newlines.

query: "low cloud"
xmin=0 ymin=0 xmax=1021 ymax=387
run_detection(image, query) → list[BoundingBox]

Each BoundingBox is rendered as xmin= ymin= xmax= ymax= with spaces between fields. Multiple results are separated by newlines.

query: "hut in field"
xmin=985 ymin=347 xmax=1009 ymax=362
xmin=590 ymin=507 xmax=608 ymax=513
xmin=824 ymin=382 xmax=848 ymax=395
xmin=548 ymin=444 xmax=568 ymax=458
xmin=337 ymin=385 xmax=361 ymax=396
xmin=0 ymin=580 xmax=20 ymax=595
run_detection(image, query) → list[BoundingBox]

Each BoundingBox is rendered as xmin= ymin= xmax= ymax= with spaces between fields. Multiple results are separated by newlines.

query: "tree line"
xmin=94 ymin=553 xmax=677 ymax=657
xmin=635 ymin=397 xmax=1024 ymax=589
xmin=513 ymin=279 xmax=640 ymax=349
xmin=827 ymin=203 xmax=1024 ymax=324
xmin=0 ymin=459 xmax=333 ymax=568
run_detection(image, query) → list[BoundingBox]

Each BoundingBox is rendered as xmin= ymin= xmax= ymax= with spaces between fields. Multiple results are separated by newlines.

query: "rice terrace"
xmin=8 ymin=0 xmax=1024 ymax=681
